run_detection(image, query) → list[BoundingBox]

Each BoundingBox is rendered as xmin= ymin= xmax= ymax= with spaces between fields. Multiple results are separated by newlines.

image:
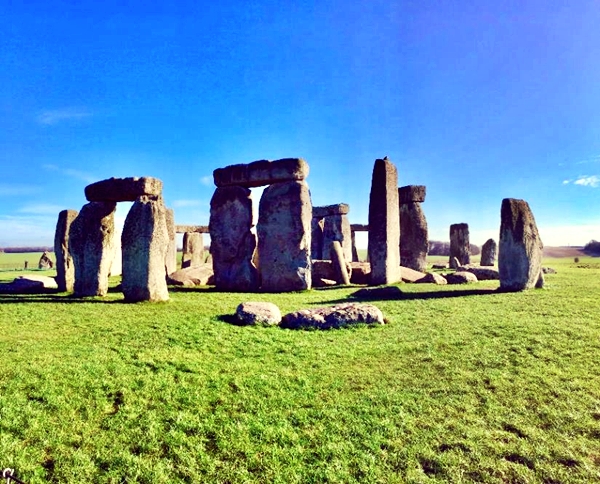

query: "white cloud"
xmin=0 ymin=183 xmax=40 ymax=197
xmin=18 ymin=203 xmax=65 ymax=215
xmin=172 ymin=199 xmax=204 ymax=208
xmin=562 ymin=179 xmax=570 ymax=185
xmin=42 ymin=164 xmax=96 ymax=183
xmin=573 ymin=175 xmax=600 ymax=187
xmin=200 ymin=176 xmax=213 ymax=186
xmin=37 ymin=108 xmax=92 ymax=126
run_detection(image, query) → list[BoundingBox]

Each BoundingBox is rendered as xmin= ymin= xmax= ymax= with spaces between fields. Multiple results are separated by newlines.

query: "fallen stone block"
xmin=236 ymin=302 xmax=282 ymax=326
xmin=281 ymin=303 xmax=384 ymax=330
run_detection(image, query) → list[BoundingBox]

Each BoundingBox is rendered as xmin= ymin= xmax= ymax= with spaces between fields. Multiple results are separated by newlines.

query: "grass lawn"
xmin=1 ymin=257 xmax=599 ymax=483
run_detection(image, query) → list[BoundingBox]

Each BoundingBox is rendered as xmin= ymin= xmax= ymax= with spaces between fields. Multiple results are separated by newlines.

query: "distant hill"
xmin=543 ymin=246 xmax=586 ymax=258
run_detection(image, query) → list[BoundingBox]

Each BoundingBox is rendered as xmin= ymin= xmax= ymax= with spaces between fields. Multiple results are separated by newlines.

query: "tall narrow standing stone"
xmin=449 ymin=223 xmax=470 ymax=268
xmin=164 ymin=208 xmax=177 ymax=275
xmin=182 ymin=232 xmax=204 ymax=268
xmin=122 ymin=196 xmax=170 ymax=302
xmin=480 ymin=238 xmax=497 ymax=266
xmin=322 ymin=214 xmax=352 ymax=262
xmin=69 ymin=202 xmax=117 ymax=297
xmin=54 ymin=209 xmax=78 ymax=292
xmin=258 ymin=180 xmax=312 ymax=291
xmin=499 ymin=198 xmax=544 ymax=291
xmin=367 ymin=158 xmax=400 ymax=284
xmin=209 ymin=186 xmax=259 ymax=291
xmin=398 ymin=185 xmax=428 ymax=272
xmin=311 ymin=217 xmax=324 ymax=260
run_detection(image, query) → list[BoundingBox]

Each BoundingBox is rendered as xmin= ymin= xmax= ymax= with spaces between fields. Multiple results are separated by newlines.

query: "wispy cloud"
xmin=172 ymin=199 xmax=205 ymax=208
xmin=575 ymin=155 xmax=600 ymax=165
xmin=42 ymin=164 xmax=96 ymax=183
xmin=574 ymin=175 xmax=600 ymax=187
xmin=562 ymin=180 xmax=570 ymax=185
xmin=37 ymin=108 xmax=93 ymax=126
xmin=200 ymin=176 xmax=213 ymax=186
xmin=0 ymin=215 xmax=55 ymax=246
xmin=18 ymin=203 xmax=66 ymax=215
xmin=0 ymin=183 xmax=40 ymax=197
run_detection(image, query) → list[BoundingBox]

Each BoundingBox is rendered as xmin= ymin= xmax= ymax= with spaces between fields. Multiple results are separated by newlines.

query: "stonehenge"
xmin=499 ymin=198 xmax=544 ymax=291
xmin=164 ymin=208 xmax=177 ymax=275
xmin=312 ymin=204 xmax=352 ymax=262
xmin=449 ymin=223 xmax=470 ymax=268
xmin=54 ymin=209 xmax=78 ymax=291
xmin=480 ymin=238 xmax=497 ymax=266
xmin=398 ymin=185 xmax=428 ymax=272
xmin=350 ymin=224 xmax=368 ymax=262
xmin=368 ymin=157 xmax=401 ymax=285
xmin=175 ymin=225 xmax=208 ymax=270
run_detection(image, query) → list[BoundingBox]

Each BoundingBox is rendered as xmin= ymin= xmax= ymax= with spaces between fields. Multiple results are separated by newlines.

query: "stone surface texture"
xmin=182 ymin=232 xmax=204 ymax=269
xmin=236 ymin=302 xmax=282 ymax=326
xmin=499 ymin=198 xmax=544 ymax=291
xmin=398 ymin=185 xmax=426 ymax=204
xmin=458 ymin=265 xmax=499 ymax=280
xmin=69 ymin=201 xmax=117 ymax=297
xmin=167 ymin=265 xmax=214 ymax=286
xmin=175 ymin=225 xmax=209 ymax=234
xmin=444 ymin=271 xmax=478 ymax=284
xmin=38 ymin=251 xmax=54 ymax=269
xmin=330 ymin=241 xmax=350 ymax=285
xmin=399 ymin=201 xmax=428 ymax=272
xmin=349 ymin=262 xmax=371 ymax=285
xmin=400 ymin=266 xmax=427 ymax=283
xmin=121 ymin=197 xmax=170 ymax=302
xmin=54 ymin=210 xmax=78 ymax=291
xmin=449 ymin=223 xmax=470 ymax=268
xmin=209 ymin=186 xmax=259 ymax=291
xmin=164 ymin=208 xmax=177 ymax=275
xmin=257 ymin=180 xmax=312 ymax=292
xmin=322 ymin=214 xmax=352 ymax=261
xmin=312 ymin=203 xmax=350 ymax=218
xmin=281 ymin=303 xmax=384 ymax=329
xmin=480 ymin=238 xmax=497 ymax=266
xmin=350 ymin=286 xmax=403 ymax=300
xmin=415 ymin=273 xmax=448 ymax=285
xmin=214 ymin=158 xmax=309 ymax=188
xmin=85 ymin=177 xmax=163 ymax=202
xmin=367 ymin=158 xmax=401 ymax=285
xmin=311 ymin=217 xmax=324 ymax=260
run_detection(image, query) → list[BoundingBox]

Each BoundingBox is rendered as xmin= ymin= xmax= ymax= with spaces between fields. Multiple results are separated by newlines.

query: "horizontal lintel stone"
xmin=213 ymin=158 xmax=309 ymax=188
xmin=350 ymin=224 xmax=369 ymax=232
xmin=85 ymin=177 xmax=163 ymax=202
xmin=175 ymin=225 xmax=209 ymax=234
xmin=312 ymin=203 xmax=350 ymax=218
xmin=398 ymin=185 xmax=426 ymax=204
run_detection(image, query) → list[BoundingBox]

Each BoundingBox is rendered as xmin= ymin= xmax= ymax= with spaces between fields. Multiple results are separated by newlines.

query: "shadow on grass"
xmin=0 ymin=293 xmax=125 ymax=304
xmin=216 ymin=314 xmax=246 ymax=326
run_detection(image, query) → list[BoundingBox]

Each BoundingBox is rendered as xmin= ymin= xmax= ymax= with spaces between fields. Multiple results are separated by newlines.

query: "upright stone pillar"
xmin=164 ymin=208 xmax=177 ymax=275
xmin=209 ymin=186 xmax=259 ymax=291
xmin=480 ymin=238 xmax=497 ymax=266
xmin=499 ymin=198 xmax=544 ymax=291
xmin=311 ymin=217 xmax=324 ymax=260
xmin=398 ymin=185 xmax=428 ymax=272
xmin=367 ymin=157 xmax=400 ymax=285
xmin=69 ymin=202 xmax=117 ymax=297
xmin=314 ymin=204 xmax=351 ymax=262
xmin=182 ymin=232 xmax=204 ymax=268
xmin=258 ymin=181 xmax=312 ymax=291
xmin=54 ymin=209 xmax=78 ymax=292
xmin=449 ymin=223 xmax=470 ymax=268
xmin=122 ymin=196 xmax=170 ymax=302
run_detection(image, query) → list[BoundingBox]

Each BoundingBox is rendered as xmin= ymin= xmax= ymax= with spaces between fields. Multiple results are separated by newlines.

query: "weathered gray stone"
xmin=368 ymin=158 xmax=401 ymax=285
xmin=38 ymin=251 xmax=53 ymax=269
xmin=209 ymin=186 xmax=259 ymax=291
xmin=415 ymin=273 xmax=448 ymax=285
xmin=236 ymin=302 xmax=282 ymax=326
xmin=499 ymin=198 xmax=544 ymax=291
xmin=399 ymin=201 xmax=428 ymax=272
xmin=54 ymin=209 xmax=78 ymax=292
xmin=311 ymin=217 xmax=324 ymax=260
xmin=322 ymin=214 xmax=352 ymax=261
xmin=214 ymin=158 xmax=309 ymax=188
xmin=350 ymin=286 xmax=402 ymax=300
xmin=444 ymin=271 xmax=478 ymax=284
xmin=13 ymin=275 xmax=58 ymax=290
xmin=349 ymin=262 xmax=371 ymax=285
xmin=85 ymin=177 xmax=163 ymax=202
xmin=181 ymin=232 xmax=204 ymax=269
xmin=398 ymin=185 xmax=426 ymax=204
xmin=400 ymin=266 xmax=426 ymax=283
xmin=330 ymin=241 xmax=350 ymax=285
xmin=175 ymin=225 xmax=209 ymax=234
xmin=121 ymin=197 xmax=170 ymax=302
xmin=312 ymin=260 xmax=352 ymax=284
xmin=70 ymin=201 xmax=117 ymax=297
xmin=165 ymin=208 xmax=177 ymax=275
xmin=542 ymin=267 xmax=556 ymax=274
xmin=458 ymin=265 xmax=499 ymax=280
xmin=312 ymin=203 xmax=349 ymax=218
xmin=257 ymin=180 xmax=312 ymax=292
xmin=449 ymin=223 xmax=470 ymax=268
xmin=167 ymin=265 xmax=214 ymax=287
xmin=281 ymin=303 xmax=384 ymax=329
xmin=351 ymin=224 xmax=369 ymax=232
xmin=480 ymin=238 xmax=497 ymax=266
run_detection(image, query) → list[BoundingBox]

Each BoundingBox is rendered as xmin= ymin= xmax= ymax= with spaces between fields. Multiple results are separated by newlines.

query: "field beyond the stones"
xmin=1 ymin=256 xmax=600 ymax=483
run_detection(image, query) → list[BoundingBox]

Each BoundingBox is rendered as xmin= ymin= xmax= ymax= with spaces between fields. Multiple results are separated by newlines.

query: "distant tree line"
xmin=583 ymin=240 xmax=600 ymax=255
xmin=428 ymin=241 xmax=481 ymax=256
xmin=0 ymin=247 xmax=53 ymax=253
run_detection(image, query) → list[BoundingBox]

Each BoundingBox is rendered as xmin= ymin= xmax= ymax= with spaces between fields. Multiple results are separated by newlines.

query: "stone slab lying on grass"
xmin=236 ymin=302 xmax=282 ymax=326
xmin=458 ymin=265 xmax=499 ymax=280
xmin=542 ymin=267 xmax=557 ymax=274
xmin=85 ymin=177 xmax=163 ymax=202
xmin=349 ymin=286 xmax=403 ymax=300
xmin=444 ymin=271 xmax=478 ymax=284
xmin=167 ymin=265 xmax=214 ymax=286
xmin=0 ymin=276 xmax=59 ymax=293
xmin=400 ymin=266 xmax=426 ymax=283
xmin=281 ymin=303 xmax=384 ymax=330
xmin=415 ymin=273 xmax=448 ymax=285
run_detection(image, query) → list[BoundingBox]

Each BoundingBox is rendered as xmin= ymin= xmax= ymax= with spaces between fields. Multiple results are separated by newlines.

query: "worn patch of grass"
xmin=1 ymin=257 xmax=599 ymax=482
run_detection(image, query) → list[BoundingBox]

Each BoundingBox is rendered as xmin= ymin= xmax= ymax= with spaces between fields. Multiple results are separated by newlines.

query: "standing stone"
xmin=367 ymin=158 xmax=401 ymax=285
xmin=322 ymin=214 xmax=352 ymax=262
xmin=311 ymin=217 xmax=324 ymax=260
xmin=38 ymin=251 xmax=54 ymax=269
xmin=209 ymin=186 xmax=259 ymax=291
xmin=449 ymin=223 xmax=470 ymax=268
xmin=258 ymin=180 xmax=312 ymax=292
xmin=330 ymin=241 xmax=350 ymax=285
xmin=164 ymin=208 xmax=177 ymax=275
xmin=480 ymin=238 xmax=497 ymax=266
xmin=182 ymin=232 xmax=204 ymax=268
xmin=398 ymin=185 xmax=428 ymax=272
xmin=69 ymin=201 xmax=117 ymax=297
xmin=54 ymin=209 xmax=78 ymax=292
xmin=121 ymin=196 xmax=170 ymax=302
xmin=499 ymin=198 xmax=544 ymax=291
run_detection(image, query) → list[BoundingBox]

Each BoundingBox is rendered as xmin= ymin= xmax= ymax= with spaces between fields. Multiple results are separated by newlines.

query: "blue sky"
xmin=1 ymin=0 xmax=600 ymax=247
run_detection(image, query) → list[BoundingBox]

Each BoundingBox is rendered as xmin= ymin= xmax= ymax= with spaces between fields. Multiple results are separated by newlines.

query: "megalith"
xmin=121 ymin=196 xmax=170 ymax=302
xmin=69 ymin=201 xmax=117 ymax=297
xmin=313 ymin=204 xmax=351 ymax=262
xmin=367 ymin=157 xmax=401 ymax=285
xmin=398 ymin=185 xmax=428 ymax=272
xmin=182 ymin=232 xmax=204 ymax=268
xmin=449 ymin=223 xmax=470 ymax=268
xmin=480 ymin=238 xmax=497 ymax=266
xmin=258 ymin=180 xmax=312 ymax=292
xmin=214 ymin=158 xmax=309 ymax=188
xmin=209 ymin=186 xmax=259 ymax=291
xmin=499 ymin=198 xmax=544 ymax=291
xmin=54 ymin=209 xmax=78 ymax=292
xmin=85 ymin=177 xmax=163 ymax=202
xmin=164 ymin=208 xmax=177 ymax=275
xmin=311 ymin=217 xmax=324 ymax=260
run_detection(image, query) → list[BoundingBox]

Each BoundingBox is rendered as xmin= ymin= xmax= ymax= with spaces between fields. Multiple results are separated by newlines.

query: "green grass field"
xmin=1 ymin=256 xmax=599 ymax=483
